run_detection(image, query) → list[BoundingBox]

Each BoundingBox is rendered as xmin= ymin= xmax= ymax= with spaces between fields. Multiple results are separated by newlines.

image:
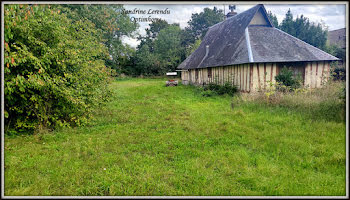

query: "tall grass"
xmin=4 ymin=78 xmax=346 ymax=196
xmin=240 ymin=80 xmax=346 ymax=122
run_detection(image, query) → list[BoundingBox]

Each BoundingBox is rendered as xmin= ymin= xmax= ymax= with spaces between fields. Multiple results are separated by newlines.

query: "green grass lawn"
xmin=4 ymin=78 xmax=346 ymax=196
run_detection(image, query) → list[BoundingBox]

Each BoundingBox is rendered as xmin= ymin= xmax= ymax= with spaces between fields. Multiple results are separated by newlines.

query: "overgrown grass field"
xmin=4 ymin=78 xmax=346 ymax=196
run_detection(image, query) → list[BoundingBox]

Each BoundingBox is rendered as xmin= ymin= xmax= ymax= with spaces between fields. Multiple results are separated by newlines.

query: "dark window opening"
xmin=208 ymin=68 xmax=212 ymax=78
xmin=195 ymin=69 xmax=199 ymax=80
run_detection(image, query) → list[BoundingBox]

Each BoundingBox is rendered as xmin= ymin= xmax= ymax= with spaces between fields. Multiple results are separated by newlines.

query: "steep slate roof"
xmin=178 ymin=4 xmax=339 ymax=70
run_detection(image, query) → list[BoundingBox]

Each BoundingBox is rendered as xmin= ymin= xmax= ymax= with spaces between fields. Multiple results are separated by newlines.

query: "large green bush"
xmin=275 ymin=67 xmax=301 ymax=91
xmin=4 ymin=5 xmax=112 ymax=134
xmin=332 ymin=67 xmax=346 ymax=81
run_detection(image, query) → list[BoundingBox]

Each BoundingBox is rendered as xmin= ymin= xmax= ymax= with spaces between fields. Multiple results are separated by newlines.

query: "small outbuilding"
xmin=177 ymin=4 xmax=340 ymax=92
xmin=328 ymin=28 xmax=346 ymax=50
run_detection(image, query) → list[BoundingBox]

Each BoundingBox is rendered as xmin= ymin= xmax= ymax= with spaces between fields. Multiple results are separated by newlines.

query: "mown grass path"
xmin=5 ymin=78 xmax=346 ymax=196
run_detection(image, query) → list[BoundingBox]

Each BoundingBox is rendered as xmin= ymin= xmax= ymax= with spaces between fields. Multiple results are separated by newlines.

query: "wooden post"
xmin=249 ymin=64 xmax=253 ymax=92
xmin=270 ymin=63 xmax=273 ymax=83
xmin=264 ymin=63 xmax=266 ymax=89
xmin=257 ymin=63 xmax=261 ymax=90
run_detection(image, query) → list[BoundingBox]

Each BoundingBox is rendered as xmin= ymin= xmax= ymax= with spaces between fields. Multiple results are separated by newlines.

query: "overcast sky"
xmin=121 ymin=4 xmax=346 ymax=48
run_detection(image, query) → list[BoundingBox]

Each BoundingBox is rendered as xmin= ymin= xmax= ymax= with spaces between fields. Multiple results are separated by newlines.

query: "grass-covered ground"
xmin=4 ymin=78 xmax=346 ymax=196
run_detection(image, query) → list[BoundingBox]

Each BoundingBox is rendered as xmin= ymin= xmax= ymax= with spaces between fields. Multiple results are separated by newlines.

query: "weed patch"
xmin=243 ymin=80 xmax=346 ymax=122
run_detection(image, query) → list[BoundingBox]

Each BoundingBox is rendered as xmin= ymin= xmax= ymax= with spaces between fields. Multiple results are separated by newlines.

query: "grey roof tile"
xmin=249 ymin=26 xmax=339 ymax=63
xmin=178 ymin=4 xmax=339 ymax=70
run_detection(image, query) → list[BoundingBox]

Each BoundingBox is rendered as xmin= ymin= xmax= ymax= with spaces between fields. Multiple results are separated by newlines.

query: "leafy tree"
xmin=59 ymin=5 xmax=138 ymax=71
xmin=114 ymin=44 xmax=136 ymax=75
xmin=132 ymin=7 xmax=224 ymax=76
xmin=146 ymin=19 xmax=171 ymax=40
xmin=137 ymin=19 xmax=171 ymax=52
xmin=177 ymin=7 xmax=225 ymax=65
xmin=186 ymin=38 xmax=201 ymax=57
xmin=267 ymin=11 xmax=279 ymax=27
xmin=4 ymin=4 xmax=112 ymax=133
xmin=325 ymin=44 xmax=346 ymax=62
xmin=280 ymin=9 xmax=295 ymax=35
xmin=325 ymin=44 xmax=346 ymax=80
xmin=133 ymin=20 xmax=173 ymax=76
xmin=187 ymin=7 xmax=224 ymax=40
xmin=134 ymin=44 xmax=162 ymax=76
xmin=154 ymin=25 xmax=184 ymax=72
xmin=183 ymin=7 xmax=224 ymax=48
xmin=133 ymin=25 xmax=185 ymax=76
xmin=279 ymin=9 xmax=328 ymax=50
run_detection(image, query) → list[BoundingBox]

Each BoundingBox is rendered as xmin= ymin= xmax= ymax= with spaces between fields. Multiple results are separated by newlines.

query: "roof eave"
xmin=186 ymin=59 xmax=341 ymax=69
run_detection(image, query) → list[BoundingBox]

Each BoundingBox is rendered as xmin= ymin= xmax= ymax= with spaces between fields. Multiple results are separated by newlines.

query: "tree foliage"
xmin=186 ymin=7 xmax=224 ymax=42
xmin=269 ymin=8 xmax=344 ymax=61
xmin=181 ymin=7 xmax=224 ymax=63
xmin=186 ymin=39 xmax=201 ymax=57
xmin=126 ymin=7 xmax=224 ymax=76
xmin=59 ymin=5 xmax=138 ymax=72
xmin=278 ymin=9 xmax=328 ymax=50
xmin=154 ymin=26 xmax=183 ymax=71
xmin=113 ymin=44 xmax=136 ymax=75
xmin=137 ymin=19 xmax=171 ymax=52
xmin=325 ymin=44 xmax=346 ymax=62
xmin=4 ymin=4 xmax=112 ymax=133
xmin=134 ymin=25 xmax=184 ymax=75
xmin=181 ymin=7 xmax=224 ymax=52
xmin=134 ymin=44 xmax=162 ymax=76
xmin=267 ymin=11 xmax=279 ymax=27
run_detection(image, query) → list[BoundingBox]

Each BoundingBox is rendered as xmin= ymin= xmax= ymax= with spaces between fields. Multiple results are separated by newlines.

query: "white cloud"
xmin=121 ymin=4 xmax=346 ymax=48
xmin=120 ymin=35 xmax=139 ymax=49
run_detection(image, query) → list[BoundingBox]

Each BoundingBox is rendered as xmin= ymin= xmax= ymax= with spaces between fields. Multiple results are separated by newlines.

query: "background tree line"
xmin=116 ymin=7 xmax=345 ymax=77
xmin=267 ymin=10 xmax=345 ymax=63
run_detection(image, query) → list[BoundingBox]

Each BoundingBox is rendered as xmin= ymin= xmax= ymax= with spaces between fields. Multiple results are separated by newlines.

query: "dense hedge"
xmin=4 ymin=5 xmax=112 ymax=134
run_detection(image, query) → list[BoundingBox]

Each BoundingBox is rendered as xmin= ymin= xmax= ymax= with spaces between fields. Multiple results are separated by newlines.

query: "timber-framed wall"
xmin=181 ymin=61 xmax=331 ymax=92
